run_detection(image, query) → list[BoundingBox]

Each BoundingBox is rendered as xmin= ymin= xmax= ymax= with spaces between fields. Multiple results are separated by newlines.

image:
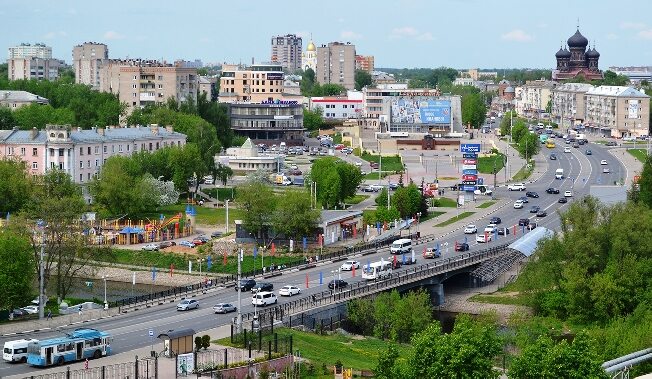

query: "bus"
xmin=27 ymin=328 xmax=112 ymax=367
xmin=362 ymin=260 xmax=392 ymax=280
xmin=390 ymin=239 xmax=412 ymax=255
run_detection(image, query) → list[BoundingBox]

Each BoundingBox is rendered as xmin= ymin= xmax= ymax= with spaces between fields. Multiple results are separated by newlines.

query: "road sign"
xmin=148 ymin=329 xmax=154 ymax=337
xmin=462 ymin=153 xmax=478 ymax=159
xmin=463 ymin=185 xmax=476 ymax=191
xmin=462 ymin=164 xmax=477 ymax=170
xmin=462 ymin=174 xmax=478 ymax=181
xmin=462 ymin=169 xmax=478 ymax=175
xmin=463 ymin=159 xmax=477 ymax=165
xmin=461 ymin=144 xmax=481 ymax=153
xmin=462 ymin=180 xmax=477 ymax=185
xmin=478 ymin=177 xmax=484 ymax=185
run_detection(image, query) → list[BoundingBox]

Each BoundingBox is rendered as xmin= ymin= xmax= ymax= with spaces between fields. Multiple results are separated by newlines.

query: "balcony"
xmin=140 ymin=93 xmax=156 ymax=102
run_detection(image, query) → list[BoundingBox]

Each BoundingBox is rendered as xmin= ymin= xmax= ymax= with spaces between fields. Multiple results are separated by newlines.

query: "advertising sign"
xmin=177 ymin=353 xmax=195 ymax=375
xmin=462 ymin=174 xmax=478 ymax=181
xmin=463 ymin=185 xmax=477 ymax=192
xmin=462 ymin=169 xmax=478 ymax=175
xmin=462 ymin=164 xmax=477 ymax=170
xmin=628 ymin=100 xmax=639 ymax=119
xmin=391 ymin=97 xmax=451 ymax=124
xmin=462 ymin=153 xmax=477 ymax=159
xmin=460 ymin=144 xmax=481 ymax=153
xmin=266 ymin=72 xmax=284 ymax=81
xmin=463 ymin=159 xmax=477 ymax=165
xmin=462 ymin=180 xmax=477 ymax=185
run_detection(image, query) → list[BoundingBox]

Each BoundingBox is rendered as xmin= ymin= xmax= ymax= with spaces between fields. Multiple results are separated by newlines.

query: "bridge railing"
xmin=237 ymin=244 xmax=510 ymax=326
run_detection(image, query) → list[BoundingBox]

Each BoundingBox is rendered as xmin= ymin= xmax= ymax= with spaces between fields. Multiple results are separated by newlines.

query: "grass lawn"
xmin=360 ymin=153 xmax=404 ymax=172
xmin=132 ymin=203 xmax=245 ymax=226
xmin=434 ymin=211 xmax=475 ymax=227
xmin=364 ymin=172 xmax=390 ymax=180
xmin=344 ymin=194 xmax=368 ymax=205
xmin=512 ymin=161 xmax=535 ymax=182
xmin=202 ymin=187 xmax=237 ymax=200
xmin=476 ymin=200 xmax=497 ymax=209
xmin=433 ymin=197 xmax=457 ymax=208
xmin=215 ymin=328 xmax=410 ymax=373
xmin=627 ymin=149 xmax=649 ymax=163
xmin=421 ymin=211 xmax=445 ymax=222
xmin=477 ymin=153 xmax=506 ymax=174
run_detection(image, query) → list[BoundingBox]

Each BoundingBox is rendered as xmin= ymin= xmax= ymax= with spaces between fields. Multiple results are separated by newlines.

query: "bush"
xmin=195 ymin=336 xmax=203 ymax=351
xmin=201 ymin=335 xmax=211 ymax=349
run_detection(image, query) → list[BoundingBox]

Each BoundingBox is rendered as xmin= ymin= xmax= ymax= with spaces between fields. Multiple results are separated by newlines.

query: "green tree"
xmin=321 ymin=83 xmax=346 ymax=96
xmin=237 ymin=180 xmax=276 ymax=243
xmin=90 ymin=156 xmax=142 ymax=215
xmin=346 ymin=298 xmax=376 ymax=335
xmin=0 ymin=107 xmax=15 ymax=129
xmin=300 ymin=68 xmax=316 ymax=96
xmin=272 ymin=189 xmax=320 ymax=241
xmin=12 ymin=104 xmax=75 ymax=129
xmin=0 ymin=159 xmax=32 ymax=214
xmin=510 ymin=120 xmax=528 ymax=143
xmin=391 ymin=183 xmax=424 ymax=219
xmin=374 ymin=344 xmax=400 ymax=379
xmin=461 ymin=92 xmax=487 ymax=128
xmin=355 ymin=70 xmax=373 ymax=91
xmin=320 ymin=170 xmax=342 ymax=209
xmin=303 ymin=107 xmax=324 ymax=131
xmin=517 ymin=132 xmax=540 ymax=160
xmin=499 ymin=111 xmax=517 ymax=137
xmin=376 ymin=188 xmax=388 ymax=207
xmin=214 ymin=163 xmax=234 ymax=186
xmin=309 ymin=157 xmax=362 ymax=208
xmin=635 ymin=155 xmax=652 ymax=208
xmin=0 ymin=229 xmax=34 ymax=310
xmin=509 ymin=333 xmax=607 ymax=379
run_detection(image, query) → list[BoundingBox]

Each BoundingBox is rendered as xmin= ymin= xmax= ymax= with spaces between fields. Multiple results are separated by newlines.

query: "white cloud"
xmin=390 ymin=26 xmax=434 ymax=41
xmin=104 ymin=31 xmax=125 ymax=40
xmin=44 ymin=31 xmax=68 ymax=39
xmin=606 ymin=33 xmax=618 ymax=40
xmin=620 ymin=21 xmax=646 ymax=30
xmin=501 ymin=29 xmax=533 ymax=42
xmin=638 ymin=29 xmax=652 ymax=40
xmin=340 ymin=30 xmax=362 ymax=40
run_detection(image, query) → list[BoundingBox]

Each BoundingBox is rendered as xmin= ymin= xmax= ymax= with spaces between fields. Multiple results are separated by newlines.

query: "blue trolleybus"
xmin=27 ymin=328 xmax=112 ymax=367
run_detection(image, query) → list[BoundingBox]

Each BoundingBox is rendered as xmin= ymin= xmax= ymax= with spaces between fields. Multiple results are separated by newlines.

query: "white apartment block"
xmin=7 ymin=43 xmax=60 ymax=81
xmin=514 ymin=80 xmax=555 ymax=117
xmin=8 ymin=43 xmax=52 ymax=59
xmin=73 ymin=42 xmax=109 ymax=89
xmin=583 ymin=86 xmax=650 ymax=138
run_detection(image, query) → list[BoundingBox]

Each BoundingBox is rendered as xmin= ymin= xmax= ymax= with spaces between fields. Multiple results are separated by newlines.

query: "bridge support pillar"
xmin=430 ymin=283 xmax=445 ymax=305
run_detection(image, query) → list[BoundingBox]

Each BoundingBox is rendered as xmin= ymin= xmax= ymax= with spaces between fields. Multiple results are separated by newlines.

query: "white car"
xmin=463 ymin=224 xmax=478 ymax=234
xmin=176 ymin=299 xmax=199 ymax=311
xmin=21 ymin=305 xmax=39 ymax=314
xmin=513 ymin=200 xmax=524 ymax=209
xmin=564 ymin=191 xmax=573 ymax=197
xmin=603 ymin=168 xmax=610 ymax=173
xmin=564 ymin=147 xmax=571 ymax=153
xmin=484 ymin=224 xmax=498 ymax=234
xmin=508 ymin=183 xmax=526 ymax=191
xmin=601 ymin=160 xmax=608 ymax=165
xmin=278 ymin=285 xmax=301 ymax=297
xmin=476 ymin=234 xmax=492 ymax=243
xmin=142 ymin=243 xmax=159 ymax=251
xmin=340 ymin=260 xmax=360 ymax=271
xmin=369 ymin=184 xmax=384 ymax=192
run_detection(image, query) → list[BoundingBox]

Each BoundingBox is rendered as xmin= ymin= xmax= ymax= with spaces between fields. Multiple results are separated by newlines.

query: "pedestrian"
xmin=311 ymin=294 xmax=317 ymax=304
xmin=84 ymin=358 xmax=89 ymax=370
xmin=46 ymin=309 xmax=52 ymax=320
xmin=78 ymin=307 xmax=83 ymax=317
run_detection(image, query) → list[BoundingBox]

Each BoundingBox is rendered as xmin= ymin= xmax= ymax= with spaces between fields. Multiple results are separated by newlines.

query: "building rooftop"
xmin=585 ymin=86 xmax=650 ymax=98
xmin=0 ymin=90 xmax=49 ymax=104
xmin=0 ymin=125 xmax=186 ymax=144
xmin=553 ymin=83 xmax=595 ymax=92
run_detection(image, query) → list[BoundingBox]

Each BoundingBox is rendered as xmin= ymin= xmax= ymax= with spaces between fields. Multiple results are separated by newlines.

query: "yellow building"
xmin=219 ymin=63 xmax=285 ymax=103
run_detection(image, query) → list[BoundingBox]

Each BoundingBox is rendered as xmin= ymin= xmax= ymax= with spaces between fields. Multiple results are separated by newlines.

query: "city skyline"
xmin=2 ymin=0 xmax=652 ymax=69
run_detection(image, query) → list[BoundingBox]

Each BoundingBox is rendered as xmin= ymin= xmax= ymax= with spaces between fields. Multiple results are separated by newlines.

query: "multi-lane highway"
xmin=0 ymin=140 xmax=623 ymax=377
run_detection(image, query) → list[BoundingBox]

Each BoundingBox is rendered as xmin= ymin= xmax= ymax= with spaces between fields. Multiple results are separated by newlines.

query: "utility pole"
xmin=236 ymin=248 xmax=242 ymax=333
xmin=38 ymin=225 xmax=45 ymax=320
xmin=493 ymin=160 xmax=497 ymax=200
xmin=225 ymin=200 xmax=230 ymax=234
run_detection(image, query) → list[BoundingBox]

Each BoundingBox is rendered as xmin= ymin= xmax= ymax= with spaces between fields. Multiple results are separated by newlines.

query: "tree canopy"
xmin=308 ymin=157 xmax=363 ymax=209
xmin=0 ymin=229 xmax=34 ymax=310
xmin=355 ymin=70 xmax=373 ymax=90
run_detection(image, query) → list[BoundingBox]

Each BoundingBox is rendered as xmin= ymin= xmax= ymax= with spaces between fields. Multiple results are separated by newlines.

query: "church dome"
xmin=586 ymin=47 xmax=600 ymax=58
xmin=567 ymin=29 xmax=589 ymax=48
xmin=306 ymin=41 xmax=316 ymax=51
xmin=556 ymin=47 xmax=571 ymax=58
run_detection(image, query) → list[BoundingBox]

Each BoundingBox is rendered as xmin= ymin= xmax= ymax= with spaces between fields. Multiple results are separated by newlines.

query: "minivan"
xmin=252 ymin=291 xmax=278 ymax=306
xmin=3 ymin=339 xmax=38 ymax=362
xmin=390 ymin=239 xmax=412 ymax=255
xmin=555 ymin=169 xmax=564 ymax=179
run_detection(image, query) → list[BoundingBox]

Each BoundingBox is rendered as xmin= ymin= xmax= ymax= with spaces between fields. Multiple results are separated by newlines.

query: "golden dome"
xmin=307 ymin=41 xmax=316 ymax=52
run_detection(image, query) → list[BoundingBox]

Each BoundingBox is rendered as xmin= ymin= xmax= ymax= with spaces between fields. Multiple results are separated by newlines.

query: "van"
xmin=555 ymin=169 xmax=564 ymax=179
xmin=3 ymin=339 xmax=38 ymax=362
xmin=390 ymin=239 xmax=412 ymax=255
xmin=252 ymin=291 xmax=278 ymax=306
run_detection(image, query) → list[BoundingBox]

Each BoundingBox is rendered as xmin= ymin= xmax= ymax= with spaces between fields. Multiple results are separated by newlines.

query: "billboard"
xmin=460 ymin=144 xmax=481 ymax=153
xmin=462 ymin=164 xmax=477 ymax=170
xmin=462 ymin=153 xmax=477 ymax=158
xmin=462 ymin=169 xmax=478 ymax=175
xmin=267 ymin=72 xmax=284 ymax=81
xmin=463 ymin=159 xmax=477 ymax=165
xmin=391 ymin=97 xmax=451 ymax=124
xmin=462 ymin=174 xmax=478 ymax=181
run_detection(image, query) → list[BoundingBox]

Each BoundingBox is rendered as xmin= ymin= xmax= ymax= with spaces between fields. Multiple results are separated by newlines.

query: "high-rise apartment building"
xmin=219 ymin=63 xmax=284 ymax=103
xmin=99 ymin=59 xmax=197 ymax=111
xmin=271 ymin=34 xmax=302 ymax=72
xmin=73 ymin=42 xmax=109 ymax=89
xmin=355 ymin=55 xmax=374 ymax=73
xmin=7 ymin=43 xmax=60 ymax=81
xmin=316 ymin=42 xmax=356 ymax=90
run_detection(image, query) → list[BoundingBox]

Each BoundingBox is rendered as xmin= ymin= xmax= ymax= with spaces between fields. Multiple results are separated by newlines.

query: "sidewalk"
xmin=609 ymin=147 xmax=644 ymax=186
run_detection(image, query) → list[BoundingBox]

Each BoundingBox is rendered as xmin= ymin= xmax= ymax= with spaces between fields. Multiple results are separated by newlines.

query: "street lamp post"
xmin=236 ymin=247 xmax=242 ymax=333
xmin=102 ymin=276 xmax=108 ymax=310
xmin=225 ymin=200 xmax=230 ymax=234
xmin=36 ymin=222 xmax=46 ymax=320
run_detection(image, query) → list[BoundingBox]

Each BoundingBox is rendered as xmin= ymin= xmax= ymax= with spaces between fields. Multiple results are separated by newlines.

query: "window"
xmin=80 ymin=161 xmax=84 ymax=168
xmin=87 ymin=160 xmax=90 ymax=167
xmin=111 ymin=145 xmax=115 ymax=153
xmin=158 ymin=75 xmax=163 ymax=80
xmin=79 ymin=147 xmax=84 ymax=155
xmin=149 ymin=143 xmax=153 ymax=151
xmin=103 ymin=146 xmax=107 ymax=153
xmin=156 ymin=142 xmax=159 ymax=149
xmin=95 ymin=146 xmax=99 ymax=154
xmin=95 ymin=159 xmax=99 ymax=167
xmin=80 ymin=174 xmax=83 ymax=182
xmin=20 ymin=147 xmax=25 ymax=155
xmin=7 ymin=147 xmax=13 ymax=155
xmin=134 ymin=75 xmax=137 ymax=80
xmin=118 ymin=145 xmax=123 ymax=152
xmin=127 ymin=144 xmax=130 ymax=151
xmin=32 ymin=162 xmax=38 ymax=169
xmin=158 ymin=84 xmax=162 ymax=89
xmin=58 ymin=149 xmax=64 ymax=157
xmin=87 ymin=146 xmax=91 ymax=155
xmin=32 ymin=148 xmax=38 ymax=156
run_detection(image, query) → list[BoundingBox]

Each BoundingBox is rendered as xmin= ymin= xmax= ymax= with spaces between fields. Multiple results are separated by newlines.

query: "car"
xmin=476 ymin=234 xmax=492 ymax=243
xmin=508 ymin=183 xmax=526 ymax=191
xmin=564 ymin=191 xmax=573 ymax=197
xmin=550 ymin=154 xmax=557 ymax=160
xmin=158 ymin=241 xmax=176 ymax=249
xmin=423 ymin=248 xmax=441 ymax=259
xmin=369 ymin=162 xmax=379 ymax=169
xmin=210 ymin=231 xmax=224 ymax=238
xmin=489 ymin=216 xmax=501 ymax=224
xmin=179 ymin=240 xmax=195 ymax=248
xmin=279 ymin=285 xmax=301 ymax=297
xmin=536 ymin=210 xmax=548 ymax=217
xmin=564 ymin=147 xmax=571 ymax=153
xmin=513 ymin=200 xmax=524 ymax=209
xmin=252 ymin=282 xmax=274 ymax=293
xmin=388 ymin=183 xmax=399 ymax=190
xmin=463 ymin=224 xmax=478 ymax=234
xmin=518 ymin=218 xmax=530 ymax=226
xmin=252 ymin=291 xmax=278 ymax=306
xmin=530 ymin=206 xmax=541 ymax=213
xmin=527 ymin=223 xmax=537 ymax=230
xmin=454 ymin=242 xmax=470 ymax=252
xmin=605 ymin=141 xmax=617 ymax=146
xmin=213 ymin=303 xmax=237 ymax=314
xmin=559 ymin=197 xmax=568 ymax=203
xmin=526 ymin=191 xmax=539 ymax=198
xmin=497 ymin=227 xmax=511 ymax=236
xmin=328 ymin=279 xmax=348 ymax=289
xmin=361 ymin=185 xmax=376 ymax=193
xmin=518 ymin=196 xmax=529 ymax=203
xmin=192 ymin=236 xmax=209 ymax=245
xmin=586 ymin=150 xmax=592 ymax=155
xmin=573 ymin=143 xmax=580 ymax=148
xmin=484 ymin=224 xmax=498 ymax=233
xmin=142 ymin=243 xmax=159 ymax=251
xmin=236 ymin=279 xmax=257 ymax=292
xmin=601 ymin=160 xmax=608 ymax=165
xmin=390 ymin=259 xmax=403 ymax=269
xmin=9 ymin=308 xmax=29 ymax=318
xmin=176 ymin=299 xmax=199 ymax=311
xmin=369 ymin=184 xmax=384 ymax=192
xmin=21 ymin=305 xmax=39 ymax=314
xmin=546 ymin=187 xmax=560 ymax=194
xmin=340 ymin=260 xmax=360 ymax=271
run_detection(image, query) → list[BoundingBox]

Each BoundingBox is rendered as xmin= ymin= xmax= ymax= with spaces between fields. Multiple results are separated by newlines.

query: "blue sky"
xmin=2 ymin=0 xmax=651 ymax=69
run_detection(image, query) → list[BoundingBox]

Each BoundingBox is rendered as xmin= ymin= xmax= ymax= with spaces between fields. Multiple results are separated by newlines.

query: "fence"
xmin=21 ymin=356 xmax=156 ymax=379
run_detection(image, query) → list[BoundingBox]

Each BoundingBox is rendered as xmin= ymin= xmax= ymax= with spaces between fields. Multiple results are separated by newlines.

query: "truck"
xmin=271 ymin=174 xmax=292 ymax=186
xmin=555 ymin=168 xmax=564 ymax=180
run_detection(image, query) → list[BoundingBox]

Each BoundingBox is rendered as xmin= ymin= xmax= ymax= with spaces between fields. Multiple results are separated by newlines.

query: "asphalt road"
xmin=0 ymin=140 xmax=621 ymax=377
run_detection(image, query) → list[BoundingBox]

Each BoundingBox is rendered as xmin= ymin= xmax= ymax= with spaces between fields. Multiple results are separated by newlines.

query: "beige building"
xmin=514 ymin=79 xmax=555 ymax=118
xmin=199 ymin=76 xmax=218 ymax=101
xmin=0 ymin=90 xmax=49 ymax=109
xmin=216 ymin=138 xmax=283 ymax=173
xmin=73 ymin=42 xmax=109 ymax=89
xmin=271 ymin=34 xmax=302 ymax=72
xmin=355 ymin=55 xmax=374 ymax=73
xmin=316 ymin=42 xmax=356 ymax=90
xmin=7 ymin=57 xmax=61 ymax=81
xmin=584 ymin=86 xmax=650 ymax=138
xmin=551 ymin=83 xmax=594 ymax=127
xmin=219 ymin=63 xmax=284 ymax=103
xmin=99 ymin=59 xmax=197 ymax=111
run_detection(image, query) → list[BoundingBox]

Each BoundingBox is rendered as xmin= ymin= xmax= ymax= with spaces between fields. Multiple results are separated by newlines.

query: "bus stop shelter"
xmin=157 ymin=328 xmax=195 ymax=357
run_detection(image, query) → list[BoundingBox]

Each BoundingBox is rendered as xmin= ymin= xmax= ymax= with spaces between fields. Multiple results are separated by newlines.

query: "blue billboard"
xmin=391 ymin=97 xmax=451 ymax=124
xmin=463 ymin=169 xmax=478 ymax=175
xmin=461 ymin=144 xmax=481 ymax=153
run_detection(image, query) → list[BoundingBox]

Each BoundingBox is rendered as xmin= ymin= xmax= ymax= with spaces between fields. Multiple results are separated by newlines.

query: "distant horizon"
xmin=2 ymin=0 xmax=651 ymax=69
